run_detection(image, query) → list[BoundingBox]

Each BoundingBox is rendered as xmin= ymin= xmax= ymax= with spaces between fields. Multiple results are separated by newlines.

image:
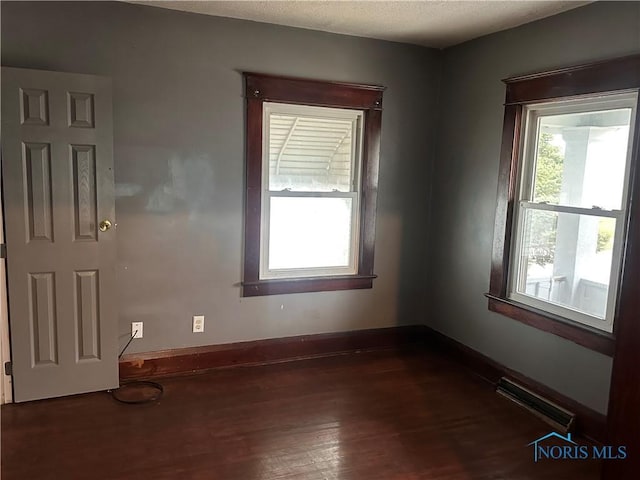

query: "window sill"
xmin=485 ymin=294 xmax=615 ymax=356
xmin=242 ymin=275 xmax=377 ymax=297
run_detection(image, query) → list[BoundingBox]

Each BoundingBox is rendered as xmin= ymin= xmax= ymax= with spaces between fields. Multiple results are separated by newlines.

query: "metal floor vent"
xmin=496 ymin=377 xmax=576 ymax=433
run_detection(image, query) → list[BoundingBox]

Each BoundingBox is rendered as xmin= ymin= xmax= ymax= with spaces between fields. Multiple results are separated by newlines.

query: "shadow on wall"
xmin=116 ymin=148 xmax=217 ymax=215
xmin=114 ymin=147 xmax=228 ymax=349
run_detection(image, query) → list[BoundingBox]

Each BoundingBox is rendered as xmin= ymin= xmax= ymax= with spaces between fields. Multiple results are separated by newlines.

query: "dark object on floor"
xmin=110 ymin=381 xmax=164 ymax=404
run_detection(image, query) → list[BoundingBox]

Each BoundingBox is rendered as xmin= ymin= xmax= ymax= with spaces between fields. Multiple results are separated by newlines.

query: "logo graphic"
xmin=528 ymin=431 xmax=627 ymax=462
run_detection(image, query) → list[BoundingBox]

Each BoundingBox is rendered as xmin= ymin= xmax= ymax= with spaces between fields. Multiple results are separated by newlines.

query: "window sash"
xmin=508 ymin=92 xmax=638 ymax=332
xmin=266 ymin=191 xmax=359 ymax=199
xmin=510 ymin=206 xmax=624 ymax=332
xmin=259 ymin=103 xmax=364 ymax=280
xmin=263 ymin=102 xmax=363 ymax=194
xmin=260 ymin=192 xmax=360 ymax=279
xmin=518 ymin=94 xmax=637 ymax=209
xmin=519 ymin=201 xmax=622 ymax=219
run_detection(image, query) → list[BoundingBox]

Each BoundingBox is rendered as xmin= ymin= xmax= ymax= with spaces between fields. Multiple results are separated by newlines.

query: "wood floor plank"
xmin=1 ymin=349 xmax=601 ymax=479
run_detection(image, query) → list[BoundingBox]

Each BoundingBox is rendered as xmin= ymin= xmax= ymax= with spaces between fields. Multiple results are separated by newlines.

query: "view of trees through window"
xmin=534 ymin=132 xmax=564 ymax=203
xmin=528 ymin=132 xmax=617 ymax=267
xmin=528 ymin=132 xmax=562 ymax=266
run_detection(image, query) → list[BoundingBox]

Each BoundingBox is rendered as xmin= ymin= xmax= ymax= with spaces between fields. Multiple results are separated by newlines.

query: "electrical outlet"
xmin=131 ymin=322 xmax=143 ymax=339
xmin=193 ymin=315 xmax=205 ymax=333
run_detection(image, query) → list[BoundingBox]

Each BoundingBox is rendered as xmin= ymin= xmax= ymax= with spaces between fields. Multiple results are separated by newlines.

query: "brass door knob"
xmin=99 ymin=220 xmax=112 ymax=232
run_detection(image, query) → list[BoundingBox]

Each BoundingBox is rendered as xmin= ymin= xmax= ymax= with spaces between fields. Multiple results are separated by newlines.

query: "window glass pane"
xmin=268 ymin=113 xmax=355 ymax=192
xmin=533 ymin=108 xmax=631 ymax=210
xmin=268 ymin=197 xmax=354 ymax=270
xmin=516 ymin=209 xmax=616 ymax=319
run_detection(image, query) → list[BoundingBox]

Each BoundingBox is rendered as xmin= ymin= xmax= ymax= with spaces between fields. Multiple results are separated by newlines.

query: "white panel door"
xmin=1 ymin=67 xmax=118 ymax=402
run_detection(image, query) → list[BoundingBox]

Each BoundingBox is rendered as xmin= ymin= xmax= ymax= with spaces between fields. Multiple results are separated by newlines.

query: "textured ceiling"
xmin=130 ymin=1 xmax=591 ymax=48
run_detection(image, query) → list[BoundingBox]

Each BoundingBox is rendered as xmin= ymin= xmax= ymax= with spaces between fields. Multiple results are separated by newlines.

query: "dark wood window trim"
xmin=486 ymin=295 xmax=615 ymax=356
xmin=488 ymin=54 xmax=640 ymax=356
xmin=242 ymin=73 xmax=385 ymax=297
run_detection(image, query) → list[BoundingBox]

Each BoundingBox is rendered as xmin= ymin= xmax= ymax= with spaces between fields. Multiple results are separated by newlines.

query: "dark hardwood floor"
xmin=1 ymin=348 xmax=601 ymax=479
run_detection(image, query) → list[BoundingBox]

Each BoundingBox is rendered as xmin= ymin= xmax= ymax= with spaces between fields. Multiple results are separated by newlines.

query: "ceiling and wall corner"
xmin=128 ymin=0 xmax=592 ymax=48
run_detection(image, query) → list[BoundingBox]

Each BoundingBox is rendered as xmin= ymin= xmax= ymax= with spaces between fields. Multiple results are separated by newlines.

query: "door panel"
xmin=1 ymin=67 xmax=117 ymax=402
xmin=71 ymin=145 xmax=98 ymax=241
xmin=24 ymin=142 xmax=54 ymax=242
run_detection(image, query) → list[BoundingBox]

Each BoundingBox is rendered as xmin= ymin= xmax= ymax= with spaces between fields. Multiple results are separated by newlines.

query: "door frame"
xmin=0 ymin=159 xmax=13 ymax=405
xmin=1 ymin=242 xmax=12 ymax=406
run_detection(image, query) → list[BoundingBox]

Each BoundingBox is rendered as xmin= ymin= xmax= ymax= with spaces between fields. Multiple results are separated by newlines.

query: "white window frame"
xmin=259 ymin=102 xmax=364 ymax=280
xmin=508 ymin=91 xmax=638 ymax=333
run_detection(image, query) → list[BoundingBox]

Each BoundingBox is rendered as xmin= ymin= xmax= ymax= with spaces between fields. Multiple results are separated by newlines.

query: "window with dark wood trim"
xmin=242 ymin=73 xmax=385 ymax=297
xmin=487 ymin=54 xmax=640 ymax=356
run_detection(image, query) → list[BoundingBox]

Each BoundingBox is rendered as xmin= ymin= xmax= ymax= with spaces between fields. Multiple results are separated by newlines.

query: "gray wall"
xmin=1 ymin=2 xmax=440 ymax=353
xmin=429 ymin=1 xmax=640 ymax=414
xmin=3 ymin=0 xmax=639 ymax=414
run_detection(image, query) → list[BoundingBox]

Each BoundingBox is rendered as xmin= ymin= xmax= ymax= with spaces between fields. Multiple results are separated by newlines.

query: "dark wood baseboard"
xmin=420 ymin=326 xmax=606 ymax=445
xmin=119 ymin=324 xmax=605 ymax=444
xmin=119 ymin=325 xmax=424 ymax=381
